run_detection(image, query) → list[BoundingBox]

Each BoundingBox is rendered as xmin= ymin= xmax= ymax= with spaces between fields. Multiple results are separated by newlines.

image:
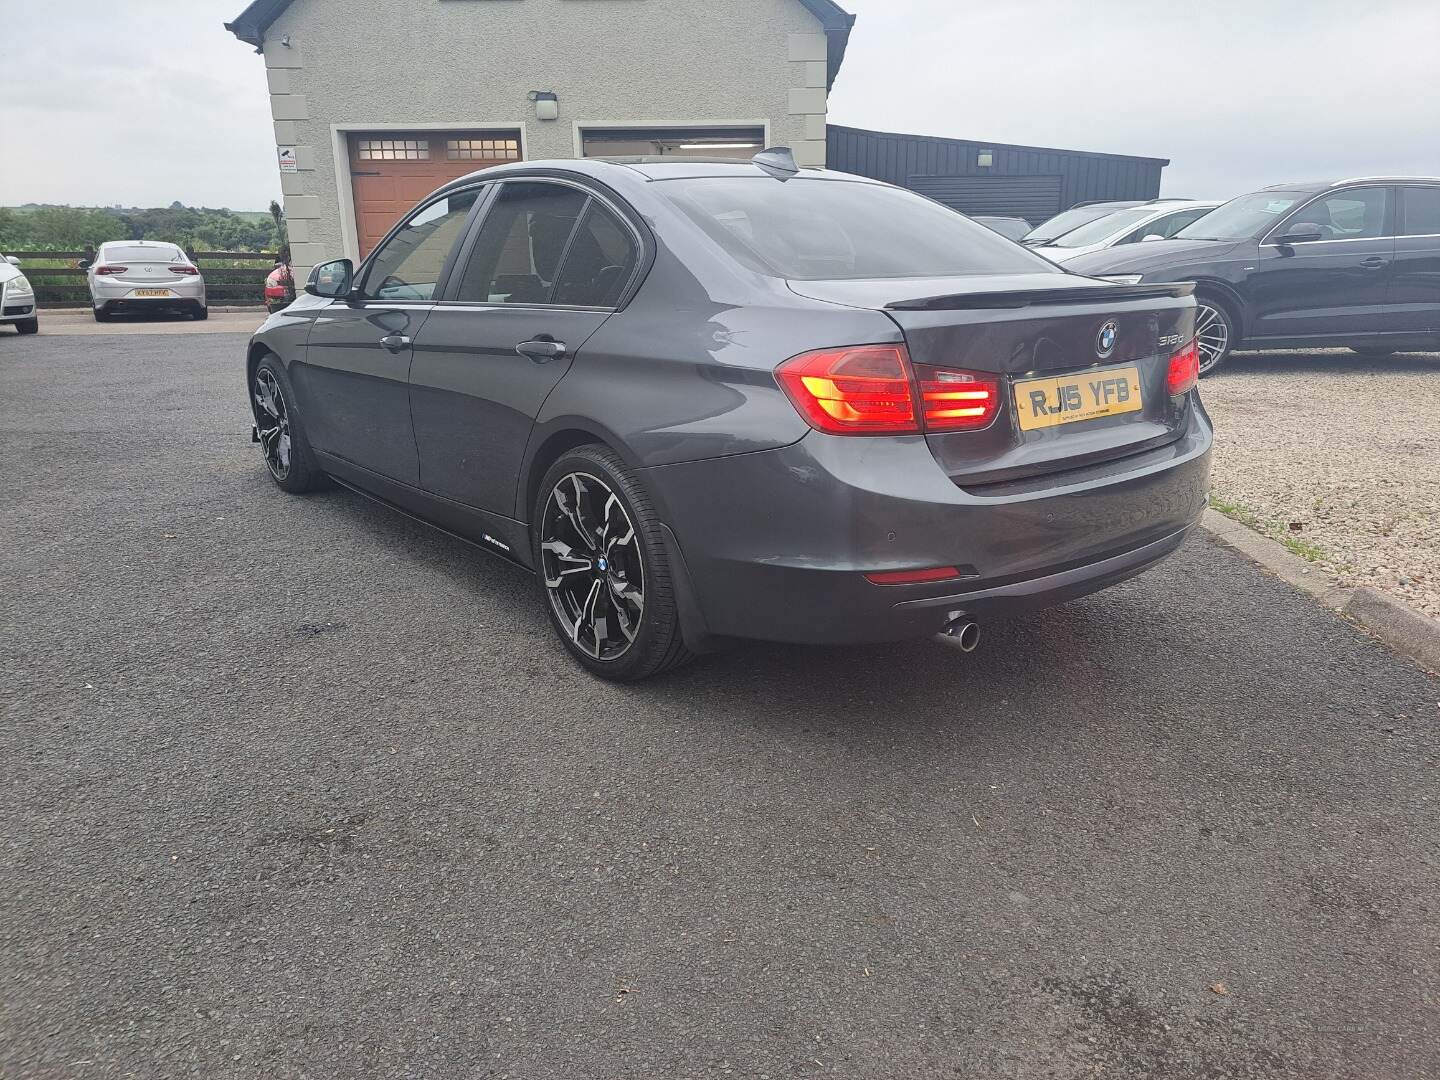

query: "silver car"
xmin=87 ymin=241 xmax=207 ymax=321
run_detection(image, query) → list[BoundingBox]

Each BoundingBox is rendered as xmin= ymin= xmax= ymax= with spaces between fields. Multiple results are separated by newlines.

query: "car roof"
xmin=435 ymin=156 xmax=888 ymax=194
xmin=1261 ymin=176 xmax=1440 ymax=193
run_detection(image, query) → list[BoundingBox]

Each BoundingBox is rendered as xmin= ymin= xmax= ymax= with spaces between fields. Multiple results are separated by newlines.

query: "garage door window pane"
xmin=454 ymin=183 xmax=590 ymax=304
xmin=362 ymin=190 xmax=478 ymax=301
xmin=447 ymin=138 xmax=521 ymax=161
xmin=358 ymin=139 xmax=430 ymax=161
xmin=552 ymin=204 xmax=638 ymax=307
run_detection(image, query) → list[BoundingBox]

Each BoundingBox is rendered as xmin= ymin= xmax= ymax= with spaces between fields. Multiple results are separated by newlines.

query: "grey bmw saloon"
xmin=245 ymin=151 xmax=1213 ymax=681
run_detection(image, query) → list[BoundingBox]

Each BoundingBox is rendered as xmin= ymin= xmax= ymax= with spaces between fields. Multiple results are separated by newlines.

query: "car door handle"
xmin=1360 ymin=256 xmax=1389 ymax=269
xmin=516 ymin=339 xmax=567 ymax=363
xmin=379 ymin=333 xmax=411 ymax=352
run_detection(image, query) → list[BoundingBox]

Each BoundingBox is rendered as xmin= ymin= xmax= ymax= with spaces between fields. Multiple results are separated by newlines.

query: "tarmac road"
xmin=2 ymin=326 xmax=1437 ymax=1079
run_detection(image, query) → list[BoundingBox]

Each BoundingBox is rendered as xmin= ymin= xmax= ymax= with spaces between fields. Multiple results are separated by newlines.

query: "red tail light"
xmin=94 ymin=265 xmax=127 ymax=275
xmin=776 ymin=344 xmax=1001 ymax=436
xmin=1166 ymin=340 xmax=1199 ymax=396
xmin=168 ymin=264 xmax=199 ymax=275
xmin=915 ymin=366 xmax=1001 ymax=431
xmin=776 ymin=345 xmax=919 ymax=434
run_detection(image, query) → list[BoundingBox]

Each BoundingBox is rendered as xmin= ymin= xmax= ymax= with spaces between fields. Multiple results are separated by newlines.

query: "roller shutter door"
xmin=905 ymin=175 xmax=1063 ymax=224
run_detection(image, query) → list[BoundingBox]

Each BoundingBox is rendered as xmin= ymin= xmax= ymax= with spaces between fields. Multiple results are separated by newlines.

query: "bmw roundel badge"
xmin=1096 ymin=320 xmax=1118 ymax=359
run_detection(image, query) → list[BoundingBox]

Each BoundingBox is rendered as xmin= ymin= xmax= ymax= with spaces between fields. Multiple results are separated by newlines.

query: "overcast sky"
xmin=3 ymin=0 xmax=1437 ymax=210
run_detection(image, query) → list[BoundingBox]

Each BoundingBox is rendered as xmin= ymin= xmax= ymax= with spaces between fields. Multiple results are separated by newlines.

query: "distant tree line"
xmin=0 ymin=203 xmax=280 ymax=252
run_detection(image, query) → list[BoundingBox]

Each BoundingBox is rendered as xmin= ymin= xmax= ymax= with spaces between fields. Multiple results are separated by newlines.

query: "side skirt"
xmin=313 ymin=450 xmax=534 ymax=571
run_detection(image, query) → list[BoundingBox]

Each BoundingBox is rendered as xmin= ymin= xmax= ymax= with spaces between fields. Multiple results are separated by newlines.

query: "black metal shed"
xmin=826 ymin=124 xmax=1169 ymax=224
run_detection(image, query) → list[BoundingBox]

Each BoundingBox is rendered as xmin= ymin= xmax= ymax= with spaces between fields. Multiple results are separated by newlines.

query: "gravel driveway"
xmin=1201 ymin=349 xmax=1440 ymax=619
xmin=3 ymin=330 xmax=1439 ymax=1079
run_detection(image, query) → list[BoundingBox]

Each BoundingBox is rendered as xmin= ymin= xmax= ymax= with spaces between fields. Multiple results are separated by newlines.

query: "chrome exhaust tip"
xmin=936 ymin=616 xmax=980 ymax=654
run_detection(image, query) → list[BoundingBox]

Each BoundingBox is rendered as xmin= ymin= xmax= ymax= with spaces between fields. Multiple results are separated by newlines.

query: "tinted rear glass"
xmin=1401 ymin=186 xmax=1440 ymax=236
xmin=656 ymin=177 xmax=1059 ymax=281
xmin=105 ymin=245 xmax=183 ymax=263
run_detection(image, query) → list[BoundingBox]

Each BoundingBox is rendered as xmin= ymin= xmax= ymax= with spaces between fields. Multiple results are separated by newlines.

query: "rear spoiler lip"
xmin=884 ymin=281 xmax=1196 ymax=311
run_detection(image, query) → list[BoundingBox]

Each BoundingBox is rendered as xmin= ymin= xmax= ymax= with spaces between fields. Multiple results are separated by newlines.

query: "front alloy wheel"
xmin=540 ymin=472 xmax=645 ymax=662
xmin=253 ymin=367 xmax=293 ymax=481
xmin=1195 ymin=301 xmax=1232 ymax=376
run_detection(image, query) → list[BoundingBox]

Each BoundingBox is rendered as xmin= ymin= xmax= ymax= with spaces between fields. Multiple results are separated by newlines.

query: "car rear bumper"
xmin=648 ymin=402 xmax=1213 ymax=645
xmin=93 ymin=281 xmax=205 ymax=309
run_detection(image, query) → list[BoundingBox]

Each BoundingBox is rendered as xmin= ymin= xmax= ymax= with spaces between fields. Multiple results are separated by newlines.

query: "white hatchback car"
xmin=1 ymin=254 xmax=39 ymax=335
xmin=87 ymin=240 xmax=207 ymax=321
xmin=1031 ymin=200 xmax=1221 ymax=264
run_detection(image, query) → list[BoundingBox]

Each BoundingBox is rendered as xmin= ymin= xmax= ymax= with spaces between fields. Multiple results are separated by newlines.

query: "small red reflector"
xmin=1166 ymin=340 xmax=1200 ymax=395
xmin=94 ymin=265 xmax=127 ymax=275
xmin=864 ymin=566 xmax=963 ymax=585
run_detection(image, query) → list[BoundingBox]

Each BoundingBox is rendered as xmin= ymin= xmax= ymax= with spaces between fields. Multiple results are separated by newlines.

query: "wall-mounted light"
xmin=977 ymin=149 xmax=994 ymax=167
xmin=279 ymin=35 xmax=291 ymax=48
xmin=528 ymin=91 xmax=559 ymax=122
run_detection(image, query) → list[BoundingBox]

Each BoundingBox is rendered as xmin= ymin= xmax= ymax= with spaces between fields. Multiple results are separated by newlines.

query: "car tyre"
xmin=93 ymin=306 xmax=110 ymax=323
xmin=15 ymin=317 xmax=38 ymax=335
xmin=252 ymin=355 xmax=326 ymax=493
xmin=192 ymin=305 xmax=209 ymax=321
xmin=533 ymin=444 xmax=694 ymax=682
xmin=1350 ymin=346 xmax=1394 ymax=357
xmin=1194 ymin=294 xmax=1237 ymax=377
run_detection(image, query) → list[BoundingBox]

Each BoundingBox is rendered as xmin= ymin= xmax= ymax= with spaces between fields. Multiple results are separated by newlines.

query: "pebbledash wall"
xmin=240 ymin=0 xmax=850 ymax=276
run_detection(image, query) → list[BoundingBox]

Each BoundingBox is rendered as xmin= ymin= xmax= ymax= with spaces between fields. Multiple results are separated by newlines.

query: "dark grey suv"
xmin=245 ymin=153 xmax=1212 ymax=680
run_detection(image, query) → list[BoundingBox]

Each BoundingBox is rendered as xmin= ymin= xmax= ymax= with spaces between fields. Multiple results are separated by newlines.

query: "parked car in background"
xmin=1031 ymin=200 xmax=1220 ymax=263
xmin=87 ymin=240 xmax=207 ymax=322
xmin=1066 ymin=177 xmax=1440 ymax=374
xmin=1 ymin=255 xmax=39 ymax=335
xmin=264 ymin=260 xmax=294 ymax=313
xmin=244 ymin=152 xmax=1211 ymax=681
xmin=972 ymin=216 xmax=1032 ymax=242
xmin=1021 ymin=200 xmax=1145 ymax=246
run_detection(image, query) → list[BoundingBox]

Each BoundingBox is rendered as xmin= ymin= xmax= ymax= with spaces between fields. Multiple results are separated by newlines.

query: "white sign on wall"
xmin=278 ymin=146 xmax=298 ymax=173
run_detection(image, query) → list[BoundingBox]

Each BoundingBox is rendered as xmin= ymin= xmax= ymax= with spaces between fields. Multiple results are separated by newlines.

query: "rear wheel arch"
xmin=1188 ymin=280 xmax=1246 ymax=341
xmin=519 ymin=422 xmax=648 ymax=525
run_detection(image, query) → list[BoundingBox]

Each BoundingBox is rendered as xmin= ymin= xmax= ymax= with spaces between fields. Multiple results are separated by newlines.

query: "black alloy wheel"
xmin=254 ymin=367 xmax=293 ymax=482
xmin=540 ymin=471 xmax=645 ymax=662
xmin=533 ymin=445 xmax=693 ymax=681
xmin=252 ymin=358 xmax=325 ymax=493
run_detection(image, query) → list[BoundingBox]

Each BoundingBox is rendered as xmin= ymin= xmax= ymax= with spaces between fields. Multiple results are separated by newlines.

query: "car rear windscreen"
xmin=656 ymin=177 xmax=1061 ymax=281
xmin=105 ymin=246 xmax=183 ymax=263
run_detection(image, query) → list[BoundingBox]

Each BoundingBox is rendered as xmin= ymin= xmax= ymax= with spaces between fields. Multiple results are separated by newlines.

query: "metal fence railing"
xmin=10 ymin=250 xmax=278 ymax=307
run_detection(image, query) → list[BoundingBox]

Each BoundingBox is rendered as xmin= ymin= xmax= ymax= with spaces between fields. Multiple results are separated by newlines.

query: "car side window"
xmin=1399 ymin=186 xmax=1440 ymax=236
xmin=1279 ymin=187 xmax=1389 ymax=242
xmin=453 ymin=182 xmax=590 ymax=305
xmin=551 ymin=202 xmax=639 ymax=307
xmin=361 ymin=189 xmax=479 ymax=301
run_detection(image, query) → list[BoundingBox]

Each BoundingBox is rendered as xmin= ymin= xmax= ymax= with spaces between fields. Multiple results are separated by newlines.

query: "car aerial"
xmin=1065 ymin=177 xmax=1440 ymax=374
xmin=87 ymin=240 xmax=206 ymax=321
xmin=1021 ymin=200 xmax=1145 ymax=247
xmin=1 ymin=254 xmax=39 ymax=335
xmin=971 ymin=216 xmax=1032 ymax=242
xmin=1030 ymin=200 xmax=1221 ymax=264
xmin=243 ymin=149 xmax=1213 ymax=681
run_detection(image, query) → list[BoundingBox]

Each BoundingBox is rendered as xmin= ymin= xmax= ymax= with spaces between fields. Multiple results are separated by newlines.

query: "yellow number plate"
xmin=133 ymin=289 xmax=172 ymax=298
xmin=1014 ymin=366 xmax=1143 ymax=432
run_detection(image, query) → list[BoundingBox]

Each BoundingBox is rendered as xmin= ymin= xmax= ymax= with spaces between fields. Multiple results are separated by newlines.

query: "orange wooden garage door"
xmin=349 ymin=131 xmax=522 ymax=258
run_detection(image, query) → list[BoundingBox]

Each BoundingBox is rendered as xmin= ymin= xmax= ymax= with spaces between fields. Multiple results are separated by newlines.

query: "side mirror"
xmin=1276 ymin=222 xmax=1324 ymax=246
xmin=305 ymin=258 xmax=355 ymax=298
xmin=5 ymin=255 xmax=19 ymax=266
xmin=1140 ymin=234 xmax=1165 ymax=242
